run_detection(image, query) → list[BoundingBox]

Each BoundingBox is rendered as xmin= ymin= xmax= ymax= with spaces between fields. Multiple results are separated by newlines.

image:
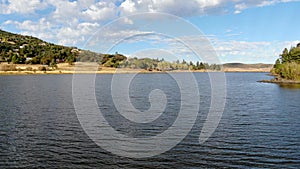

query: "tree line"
xmin=0 ymin=29 xmax=221 ymax=71
xmin=77 ymin=52 xmax=221 ymax=71
xmin=273 ymin=43 xmax=300 ymax=80
xmin=117 ymin=57 xmax=221 ymax=71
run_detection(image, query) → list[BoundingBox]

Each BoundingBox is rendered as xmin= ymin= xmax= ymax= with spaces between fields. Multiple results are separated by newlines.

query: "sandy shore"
xmin=0 ymin=63 xmax=272 ymax=75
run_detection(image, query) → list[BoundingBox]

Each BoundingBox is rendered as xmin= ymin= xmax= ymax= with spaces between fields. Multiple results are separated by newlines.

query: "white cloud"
xmin=233 ymin=0 xmax=300 ymax=14
xmin=3 ymin=18 xmax=55 ymax=40
xmin=3 ymin=18 xmax=100 ymax=46
xmin=120 ymin=0 xmax=137 ymax=14
xmin=1 ymin=0 xmax=298 ymax=16
xmin=47 ymin=0 xmax=80 ymax=25
xmin=118 ymin=0 xmax=300 ymax=16
xmin=56 ymin=22 xmax=101 ymax=45
xmin=1 ymin=0 xmax=299 ymax=60
xmin=119 ymin=0 xmax=225 ymax=16
xmin=136 ymin=35 xmax=300 ymax=63
xmin=82 ymin=1 xmax=118 ymax=21
xmin=212 ymin=39 xmax=300 ymax=63
xmin=123 ymin=17 xmax=134 ymax=24
xmin=234 ymin=10 xmax=241 ymax=14
xmin=0 ymin=0 xmax=48 ymax=14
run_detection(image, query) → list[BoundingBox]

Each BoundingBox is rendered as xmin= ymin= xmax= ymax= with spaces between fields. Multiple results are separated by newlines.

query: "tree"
xmin=41 ymin=57 xmax=51 ymax=65
xmin=50 ymin=59 xmax=57 ymax=70
xmin=199 ymin=62 xmax=205 ymax=69
xmin=290 ymin=46 xmax=300 ymax=62
xmin=272 ymin=43 xmax=300 ymax=80
xmin=11 ymin=54 xmax=17 ymax=64
xmin=66 ymin=55 xmax=76 ymax=65
xmin=274 ymin=59 xmax=281 ymax=68
xmin=281 ymin=48 xmax=289 ymax=63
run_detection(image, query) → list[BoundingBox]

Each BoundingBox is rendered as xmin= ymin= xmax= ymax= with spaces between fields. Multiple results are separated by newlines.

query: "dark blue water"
xmin=0 ymin=73 xmax=299 ymax=168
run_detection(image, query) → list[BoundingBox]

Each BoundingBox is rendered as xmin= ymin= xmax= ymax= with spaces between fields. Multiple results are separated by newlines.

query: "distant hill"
xmin=223 ymin=63 xmax=273 ymax=69
xmin=222 ymin=63 xmax=273 ymax=72
xmin=0 ymin=29 xmax=128 ymax=66
xmin=0 ymin=29 xmax=81 ymax=65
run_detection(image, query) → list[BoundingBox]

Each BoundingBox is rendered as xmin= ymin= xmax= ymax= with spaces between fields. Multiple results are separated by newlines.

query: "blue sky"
xmin=1 ymin=0 xmax=300 ymax=63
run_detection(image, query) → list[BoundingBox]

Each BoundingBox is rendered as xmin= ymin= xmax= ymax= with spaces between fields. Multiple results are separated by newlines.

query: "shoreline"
xmin=0 ymin=69 xmax=272 ymax=75
xmin=259 ymin=79 xmax=300 ymax=84
xmin=259 ymin=72 xmax=300 ymax=84
xmin=0 ymin=63 xmax=272 ymax=75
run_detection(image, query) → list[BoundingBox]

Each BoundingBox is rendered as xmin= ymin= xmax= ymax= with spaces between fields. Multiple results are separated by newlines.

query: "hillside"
xmin=0 ymin=29 xmax=127 ymax=66
xmin=222 ymin=63 xmax=273 ymax=72
xmin=0 ymin=29 xmax=81 ymax=65
xmin=223 ymin=63 xmax=273 ymax=69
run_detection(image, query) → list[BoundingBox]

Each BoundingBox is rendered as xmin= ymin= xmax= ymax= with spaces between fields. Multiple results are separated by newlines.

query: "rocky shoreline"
xmin=259 ymin=77 xmax=300 ymax=84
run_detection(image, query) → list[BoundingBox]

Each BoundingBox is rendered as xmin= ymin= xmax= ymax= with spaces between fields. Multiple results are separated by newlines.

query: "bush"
xmin=26 ymin=67 xmax=33 ymax=71
xmin=38 ymin=66 xmax=47 ymax=71
xmin=0 ymin=64 xmax=17 ymax=71
xmin=278 ymin=62 xmax=300 ymax=80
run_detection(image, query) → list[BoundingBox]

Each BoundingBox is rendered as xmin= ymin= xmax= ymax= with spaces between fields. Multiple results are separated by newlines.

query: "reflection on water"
xmin=279 ymin=83 xmax=300 ymax=89
xmin=0 ymin=73 xmax=299 ymax=168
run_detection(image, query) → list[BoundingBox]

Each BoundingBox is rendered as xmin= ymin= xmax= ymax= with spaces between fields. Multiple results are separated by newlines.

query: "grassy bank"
xmin=0 ymin=62 xmax=272 ymax=75
xmin=272 ymin=62 xmax=300 ymax=81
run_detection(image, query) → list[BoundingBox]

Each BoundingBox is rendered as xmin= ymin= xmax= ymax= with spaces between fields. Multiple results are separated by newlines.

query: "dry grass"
xmin=0 ymin=62 xmax=273 ymax=75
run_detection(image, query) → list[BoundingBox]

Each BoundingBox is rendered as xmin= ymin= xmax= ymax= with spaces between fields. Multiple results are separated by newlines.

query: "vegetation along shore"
xmin=259 ymin=43 xmax=300 ymax=84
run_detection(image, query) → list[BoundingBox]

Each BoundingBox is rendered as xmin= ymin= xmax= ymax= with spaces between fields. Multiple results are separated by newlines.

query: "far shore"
xmin=0 ymin=62 xmax=272 ymax=75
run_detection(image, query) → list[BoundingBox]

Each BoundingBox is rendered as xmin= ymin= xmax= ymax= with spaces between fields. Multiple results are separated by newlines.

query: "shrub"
xmin=278 ymin=62 xmax=300 ymax=80
xmin=38 ymin=66 xmax=47 ymax=71
xmin=26 ymin=67 xmax=33 ymax=71
xmin=0 ymin=64 xmax=17 ymax=71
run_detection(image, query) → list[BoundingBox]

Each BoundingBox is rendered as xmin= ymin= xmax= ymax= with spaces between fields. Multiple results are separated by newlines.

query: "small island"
xmin=260 ymin=43 xmax=300 ymax=84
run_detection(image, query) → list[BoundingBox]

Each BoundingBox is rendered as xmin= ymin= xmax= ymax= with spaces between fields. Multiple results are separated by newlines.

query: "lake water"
xmin=0 ymin=73 xmax=299 ymax=168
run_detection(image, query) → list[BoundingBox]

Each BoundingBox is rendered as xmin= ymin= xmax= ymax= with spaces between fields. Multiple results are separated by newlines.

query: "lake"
xmin=0 ymin=73 xmax=299 ymax=168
